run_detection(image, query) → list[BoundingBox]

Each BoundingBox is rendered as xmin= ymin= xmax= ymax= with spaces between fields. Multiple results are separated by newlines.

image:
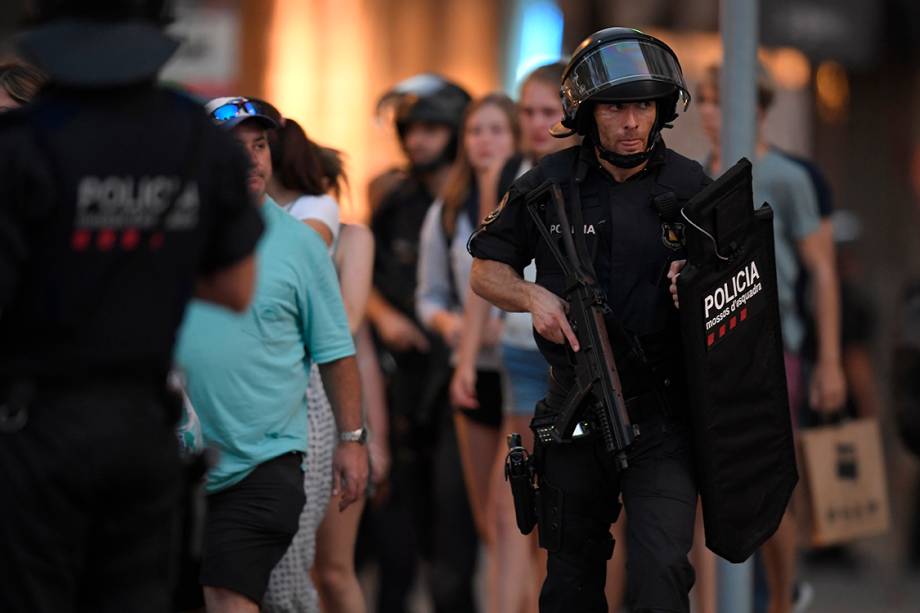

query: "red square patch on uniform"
xmin=730 ymin=316 xmax=737 ymax=330
xmin=149 ymin=232 xmax=165 ymax=250
xmin=97 ymin=229 xmax=116 ymax=251
xmin=121 ymin=228 xmax=140 ymax=250
xmin=741 ymin=308 xmax=748 ymax=321
xmin=719 ymin=324 xmax=726 ymax=338
xmin=71 ymin=229 xmax=91 ymax=251
xmin=707 ymin=333 xmax=715 ymax=347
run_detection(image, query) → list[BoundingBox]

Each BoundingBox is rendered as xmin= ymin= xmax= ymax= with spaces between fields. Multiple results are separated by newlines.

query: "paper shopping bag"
xmin=798 ymin=418 xmax=890 ymax=546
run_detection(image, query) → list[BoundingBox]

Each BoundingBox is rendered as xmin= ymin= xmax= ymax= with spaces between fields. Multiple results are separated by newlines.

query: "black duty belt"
xmin=0 ymin=374 xmax=168 ymax=434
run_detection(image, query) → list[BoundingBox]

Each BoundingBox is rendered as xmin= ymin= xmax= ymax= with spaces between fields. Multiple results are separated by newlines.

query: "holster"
xmin=504 ymin=433 xmax=538 ymax=535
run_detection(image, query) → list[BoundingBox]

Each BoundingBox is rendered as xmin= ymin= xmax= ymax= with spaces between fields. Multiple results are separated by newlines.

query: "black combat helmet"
xmin=376 ymin=74 xmax=471 ymax=171
xmin=18 ymin=0 xmax=178 ymax=87
xmin=552 ymin=28 xmax=690 ymax=168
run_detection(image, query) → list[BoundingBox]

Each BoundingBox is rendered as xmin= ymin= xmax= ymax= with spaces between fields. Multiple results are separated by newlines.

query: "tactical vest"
xmin=528 ymin=145 xmax=708 ymax=401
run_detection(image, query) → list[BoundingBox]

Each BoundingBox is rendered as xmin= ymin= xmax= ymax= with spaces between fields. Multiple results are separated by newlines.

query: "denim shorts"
xmin=502 ymin=344 xmax=549 ymax=416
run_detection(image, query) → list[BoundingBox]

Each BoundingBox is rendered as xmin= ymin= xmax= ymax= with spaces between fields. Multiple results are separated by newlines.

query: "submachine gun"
xmin=532 ymin=182 xmax=639 ymax=467
xmin=505 ymin=182 xmax=638 ymax=534
xmin=505 ymin=177 xmax=639 ymax=520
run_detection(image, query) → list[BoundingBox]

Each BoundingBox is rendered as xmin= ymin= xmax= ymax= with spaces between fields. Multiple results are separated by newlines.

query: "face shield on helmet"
xmin=560 ymin=39 xmax=690 ymax=130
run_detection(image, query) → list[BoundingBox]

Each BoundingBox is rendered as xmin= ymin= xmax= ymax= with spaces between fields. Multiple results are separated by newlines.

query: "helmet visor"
xmin=375 ymin=74 xmax=451 ymax=125
xmin=562 ymin=40 xmax=689 ymax=118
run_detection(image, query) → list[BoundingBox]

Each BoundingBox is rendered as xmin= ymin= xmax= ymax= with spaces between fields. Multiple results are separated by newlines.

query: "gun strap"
xmin=565 ymin=178 xmax=648 ymax=365
xmin=524 ymin=199 xmax=575 ymax=279
xmin=568 ymin=173 xmax=673 ymax=417
xmin=567 ymin=179 xmax=602 ymax=283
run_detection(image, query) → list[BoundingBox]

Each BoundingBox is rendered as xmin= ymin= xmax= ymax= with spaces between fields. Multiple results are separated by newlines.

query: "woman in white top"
xmin=263 ymin=117 xmax=385 ymax=613
xmin=416 ymin=93 xmax=520 ymax=612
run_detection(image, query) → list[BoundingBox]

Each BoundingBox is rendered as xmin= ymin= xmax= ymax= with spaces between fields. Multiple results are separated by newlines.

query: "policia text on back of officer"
xmin=0 ymin=2 xmax=264 ymax=612
xmin=469 ymin=28 xmax=710 ymax=613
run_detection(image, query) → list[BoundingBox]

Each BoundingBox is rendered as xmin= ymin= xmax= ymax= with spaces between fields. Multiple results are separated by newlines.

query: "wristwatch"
xmin=338 ymin=427 xmax=367 ymax=444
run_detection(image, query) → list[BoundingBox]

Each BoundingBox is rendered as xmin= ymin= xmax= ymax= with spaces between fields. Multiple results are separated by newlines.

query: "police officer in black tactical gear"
xmin=469 ymin=28 xmax=710 ymax=613
xmin=0 ymin=2 xmax=264 ymax=611
xmin=362 ymin=74 xmax=480 ymax=613
xmin=369 ymin=73 xmax=471 ymax=342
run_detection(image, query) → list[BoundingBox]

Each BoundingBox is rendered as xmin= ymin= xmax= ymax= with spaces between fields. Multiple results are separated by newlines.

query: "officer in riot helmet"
xmin=377 ymin=73 xmax=470 ymax=175
xmin=368 ymin=73 xmax=471 ymax=359
xmin=469 ymin=28 xmax=708 ymax=612
xmin=363 ymin=74 xmax=479 ymax=613
xmin=0 ymin=1 xmax=263 ymax=611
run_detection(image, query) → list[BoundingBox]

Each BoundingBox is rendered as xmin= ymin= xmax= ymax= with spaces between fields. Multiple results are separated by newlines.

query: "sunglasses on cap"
xmin=210 ymin=97 xmax=258 ymax=120
xmin=208 ymin=97 xmax=279 ymax=129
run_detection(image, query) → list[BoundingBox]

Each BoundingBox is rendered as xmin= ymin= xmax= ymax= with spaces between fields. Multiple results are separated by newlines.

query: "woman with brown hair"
xmin=416 ymin=92 xmax=520 ymax=612
xmin=448 ymin=64 xmax=586 ymax=613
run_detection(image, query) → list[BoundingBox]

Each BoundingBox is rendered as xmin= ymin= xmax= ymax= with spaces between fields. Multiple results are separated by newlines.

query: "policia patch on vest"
xmin=701 ymin=257 xmax=766 ymax=350
xmin=676 ymin=158 xmax=797 ymax=563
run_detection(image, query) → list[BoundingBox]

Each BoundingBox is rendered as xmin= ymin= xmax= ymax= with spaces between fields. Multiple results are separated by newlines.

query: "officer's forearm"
xmin=470 ymin=258 xmax=531 ymax=313
xmin=318 ymin=356 xmax=364 ymax=433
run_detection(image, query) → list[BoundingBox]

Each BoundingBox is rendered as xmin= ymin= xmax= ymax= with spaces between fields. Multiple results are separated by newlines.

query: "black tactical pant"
xmin=535 ymin=403 xmax=697 ymax=613
xmin=0 ymin=382 xmax=181 ymax=613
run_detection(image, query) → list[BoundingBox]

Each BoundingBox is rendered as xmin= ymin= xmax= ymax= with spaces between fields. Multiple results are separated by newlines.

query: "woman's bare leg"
xmin=313 ymin=494 xmax=367 ymax=613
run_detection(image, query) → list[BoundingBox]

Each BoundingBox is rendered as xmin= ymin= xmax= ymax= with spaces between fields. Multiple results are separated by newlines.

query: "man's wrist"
xmin=338 ymin=426 xmax=367 ymax=445
xmin=522 ymin=283 xmax=536 ymax=313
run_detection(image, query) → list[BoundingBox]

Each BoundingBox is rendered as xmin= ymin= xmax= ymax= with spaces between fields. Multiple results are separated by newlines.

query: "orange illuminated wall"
xmin=264 ymin=0 xmax=502 ymax=223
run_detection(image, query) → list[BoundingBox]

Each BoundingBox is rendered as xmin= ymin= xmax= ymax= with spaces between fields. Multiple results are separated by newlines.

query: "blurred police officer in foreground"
xmin=0 ymin=2 xmax=264 ymax=611
xmin=469 ymin=28 xmax=709 ymax=612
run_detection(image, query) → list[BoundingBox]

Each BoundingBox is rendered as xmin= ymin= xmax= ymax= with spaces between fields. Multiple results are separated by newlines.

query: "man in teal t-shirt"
xmin=175 ymin=97 xmax=368 ymax=612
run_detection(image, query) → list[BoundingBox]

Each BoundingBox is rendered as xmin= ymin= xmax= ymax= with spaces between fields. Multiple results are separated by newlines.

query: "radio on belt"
xmin=676 ymin=158 xmax=798 ymax=563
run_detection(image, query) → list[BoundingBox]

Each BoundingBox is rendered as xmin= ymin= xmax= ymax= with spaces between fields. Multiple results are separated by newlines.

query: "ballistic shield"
xmin=676 ymin=158 xmax=797 ymax=562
